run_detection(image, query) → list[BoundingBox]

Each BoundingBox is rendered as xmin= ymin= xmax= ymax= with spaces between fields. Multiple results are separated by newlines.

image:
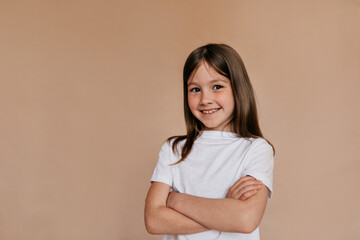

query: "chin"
xmin=203 ymin=125 xmax=220 ymax=131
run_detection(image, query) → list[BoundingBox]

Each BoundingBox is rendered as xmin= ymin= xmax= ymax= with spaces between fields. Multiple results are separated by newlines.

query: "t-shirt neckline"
xmin=199 ymin=130 xmax=239 ymax=139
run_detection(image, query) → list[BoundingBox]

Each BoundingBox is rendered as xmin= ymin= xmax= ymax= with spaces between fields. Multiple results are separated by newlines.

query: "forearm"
xmin=145 ymin=205 xmax=208 ymax=235
xmin=145 ymin=182 xmax=208 ymax=235
xmin=168 ymin=193 xmax=257 ymax=233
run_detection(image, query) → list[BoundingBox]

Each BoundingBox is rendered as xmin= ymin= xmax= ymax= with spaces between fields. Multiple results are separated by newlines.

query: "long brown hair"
xmin=168 ymin=43 xmax=275 ymax=164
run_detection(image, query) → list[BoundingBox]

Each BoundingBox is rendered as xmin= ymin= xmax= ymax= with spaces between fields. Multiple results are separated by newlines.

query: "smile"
xmin=200 ymin=108 xmax=220 ymax=114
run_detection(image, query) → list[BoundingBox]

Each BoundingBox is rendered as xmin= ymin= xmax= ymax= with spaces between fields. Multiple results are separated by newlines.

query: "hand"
xmin=226 ymin=175 xmax=263 ymax=201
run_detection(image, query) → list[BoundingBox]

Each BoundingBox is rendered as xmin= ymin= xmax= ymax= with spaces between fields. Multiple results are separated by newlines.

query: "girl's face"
xmin=187 ymin=62 xmax=235 ymax=132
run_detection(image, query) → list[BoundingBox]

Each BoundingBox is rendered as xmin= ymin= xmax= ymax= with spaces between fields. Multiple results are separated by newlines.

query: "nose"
xmin=200 ymin=90 xmax=213 ymax=105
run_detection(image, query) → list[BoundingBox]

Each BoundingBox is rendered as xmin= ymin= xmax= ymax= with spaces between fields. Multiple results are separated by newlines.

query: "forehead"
xmin=188 ymin=62 xmax=229 ymax=84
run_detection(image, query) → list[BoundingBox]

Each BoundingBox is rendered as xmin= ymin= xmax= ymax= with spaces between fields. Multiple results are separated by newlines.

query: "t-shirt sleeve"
xmin=242 ymin=138 xmax=275 ymax=199
xmin=150 ymin=141 xmax=173 ymax=187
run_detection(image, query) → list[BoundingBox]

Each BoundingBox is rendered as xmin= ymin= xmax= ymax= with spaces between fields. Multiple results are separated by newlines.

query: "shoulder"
xmin=158 ymin=137 xmax=185 ymax=162
xmin=160 ymin=139 xmax=172 ymax=151
xmin=241 ymin=137 xmax=274 ymax=161
xmin=247 ymin=137 xmax=273 ymax=153
xmin=163 ymin=136 xmax=186 ymax=152
xmin=158 ymin=141 xmax=173 ymax=161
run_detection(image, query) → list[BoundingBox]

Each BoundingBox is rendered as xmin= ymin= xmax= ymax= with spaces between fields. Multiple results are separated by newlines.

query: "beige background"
xmin=1 ymin=0 xmax=359 ymax=239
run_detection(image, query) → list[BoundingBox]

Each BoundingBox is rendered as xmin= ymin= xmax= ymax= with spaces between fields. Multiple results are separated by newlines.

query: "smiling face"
xmin=187 ymin=61 xmax=235 ymax=132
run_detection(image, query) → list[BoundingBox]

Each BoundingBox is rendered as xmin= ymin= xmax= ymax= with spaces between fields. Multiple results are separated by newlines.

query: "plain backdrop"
xmin=1 ymin=0 xmax=359 ymax=240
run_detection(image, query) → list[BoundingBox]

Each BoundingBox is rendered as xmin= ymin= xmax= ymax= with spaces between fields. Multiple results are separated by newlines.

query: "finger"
xmin=227 ymin=181 xmax=261 ymax=199
xmin=240 ymin=189 xmax=258 ymax=200
xmin=229 ymin=176 xmax=257 ymax=192
xmin=240 ymin=190 xmax=257 ymax=201
xmin=231 ymin=178 xmax=262 ymax=193
xmin=235 ymin=183 xmax=262 ymax=198
xmin=227 ymin=190 xmax=244 ymax=200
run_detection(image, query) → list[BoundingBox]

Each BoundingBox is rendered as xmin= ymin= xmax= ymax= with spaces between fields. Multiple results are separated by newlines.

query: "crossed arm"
xmin=144 ymin=176 xmax=269 ymax=235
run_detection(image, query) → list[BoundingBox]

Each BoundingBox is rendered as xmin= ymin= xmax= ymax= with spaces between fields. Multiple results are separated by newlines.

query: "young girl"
xmin=145 ymin=43 xmax=275 ymax=240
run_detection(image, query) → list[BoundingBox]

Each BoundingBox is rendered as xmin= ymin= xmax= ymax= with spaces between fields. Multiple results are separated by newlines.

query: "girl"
xmin=145 ymin=43 xmax=275 ymax=240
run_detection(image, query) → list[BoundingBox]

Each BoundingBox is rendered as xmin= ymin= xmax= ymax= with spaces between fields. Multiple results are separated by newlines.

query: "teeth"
xmin=202 ymin=109 xmax=218 ymax=114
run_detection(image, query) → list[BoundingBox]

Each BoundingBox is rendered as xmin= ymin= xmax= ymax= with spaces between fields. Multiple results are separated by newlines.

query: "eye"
xmin=213 ymin=85 xmax=223 ymax=90
xmin=190 ymin=87 xmax=200 ymax=92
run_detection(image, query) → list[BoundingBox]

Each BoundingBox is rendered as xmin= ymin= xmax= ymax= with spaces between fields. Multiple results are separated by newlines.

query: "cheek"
xmin=187 ymin=95 xmax=198 ymax=110
xmin=218 ymin=92 xmax=235 ymax=111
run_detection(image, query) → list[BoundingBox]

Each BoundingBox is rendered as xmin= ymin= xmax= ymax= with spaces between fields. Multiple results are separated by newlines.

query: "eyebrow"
xmin=210 ymin=79 xmax=228 ymax=83
xmin=188 ymin=78 xmax=229 ymax=86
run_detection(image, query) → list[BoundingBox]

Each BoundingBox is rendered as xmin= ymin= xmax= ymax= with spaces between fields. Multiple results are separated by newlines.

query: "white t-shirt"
xmin=150 ymin=130 xmax=274 ymax=240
